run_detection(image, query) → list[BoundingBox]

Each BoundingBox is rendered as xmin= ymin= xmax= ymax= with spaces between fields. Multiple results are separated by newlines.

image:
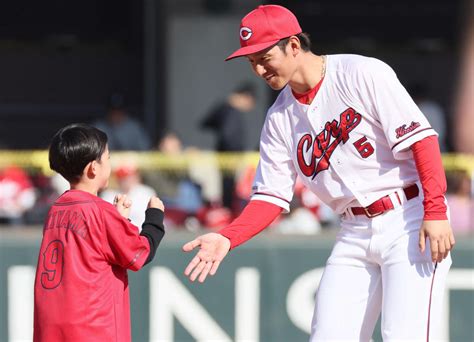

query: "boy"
xmin=34 ymin=123 xmax=165 ymax=341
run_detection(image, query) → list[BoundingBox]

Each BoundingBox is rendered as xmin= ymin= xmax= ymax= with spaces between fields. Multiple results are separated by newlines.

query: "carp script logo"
xmin=296 ymin=108 xmax=362 ymax=179
xmin=395 ymin=121 xmax=420 ymax=138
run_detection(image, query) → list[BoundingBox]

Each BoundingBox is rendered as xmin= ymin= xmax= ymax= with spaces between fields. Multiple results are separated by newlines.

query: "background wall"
xmin=1 ymin=230 xmax=473 ymax=342
xmin=167 ymin=15 xmax=268 ymax=150
xmin=0 ymin=0 xmax=463 ymax=150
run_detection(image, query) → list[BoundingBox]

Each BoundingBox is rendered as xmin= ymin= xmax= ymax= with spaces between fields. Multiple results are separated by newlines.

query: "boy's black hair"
xmin=277 ymin=32 xmax=312 ymax=52
xmin=49 ymin=123 xmax=108 ymax=183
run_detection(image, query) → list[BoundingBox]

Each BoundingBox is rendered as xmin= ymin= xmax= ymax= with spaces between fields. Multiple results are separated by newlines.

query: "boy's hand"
xmin=114 ymin=194 xmax=132 ymax=219
xmin=148 ymin=196 xmax=165 ymax=211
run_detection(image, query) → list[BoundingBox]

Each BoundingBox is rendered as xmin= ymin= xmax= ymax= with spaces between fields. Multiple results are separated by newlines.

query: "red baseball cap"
xmin=115 ymin=165 xmax=138 ymax=179
xmin=225 ymin=5 xmax=302 ymax=61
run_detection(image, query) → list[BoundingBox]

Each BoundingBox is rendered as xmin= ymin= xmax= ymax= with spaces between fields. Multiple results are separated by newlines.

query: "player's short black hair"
xmin=49 ymin=123 xmax=108 ymax=183
xmin=277 ymin=32 xmax=312 ymax=53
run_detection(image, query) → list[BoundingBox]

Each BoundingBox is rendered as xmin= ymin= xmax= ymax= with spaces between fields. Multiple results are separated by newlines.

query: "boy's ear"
xmin=85 ymin=160 xmax=97 ymax=178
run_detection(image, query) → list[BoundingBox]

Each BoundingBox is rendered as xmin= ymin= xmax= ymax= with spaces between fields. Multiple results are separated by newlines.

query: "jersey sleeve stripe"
xmin=391 ymin=127 xmax=434 ymax=151
xmin=124 ymin=247 xmax=147 ymax=269
xmin=251 ymin=193 xmax=291 ymax=213
xmin=252 ymin=192 xmax=290 ymax=204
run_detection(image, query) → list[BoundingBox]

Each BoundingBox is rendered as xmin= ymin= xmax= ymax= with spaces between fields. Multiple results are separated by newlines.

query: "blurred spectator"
xmin=298 ymin=182 xmax=340 ymax=228
xmin=23 ymin=173 xmax=60 ymax=225
xmin=93 ymin=93 xmax=152 ymax=151
xmin=201 ymin=82 xmax=257 ymax=152
xmin=143 ymin=132 xmax=186 ymax=207
xmin=275 ymin=178 xmax=340 ymax=235
xmin=409 ymin=83 xmax=448 ymax=152
xmin=143 ymin=132 xmax=234 ymax=230
xmin=143 ymin=132 xmax=204 ymax=228
xmin=201 ymin=82 xmax=257 ymax=211
xmin=446 ymin=170 xmax=474 ymax=235
xmin=454 ymin=1 xmax=474 ymax=153
xmin=276 ymin=207 xmax=321 ymax=235
xmin=101 ymin=163 xmax=156 ymax=228
xmin=186 ymin=148 xmax=223 ymax=208
xmin=0 ymin=166 xmax=36 ymax=225
xmin=194 ymin=204 xmax=233 ymax=231
xmin=234 ymin=162 xmax=257 ymax=211
xmin=235 ymin=168 xmax=339 ymax=234
xmin=186 ymin=148 xmax=232 ymax=231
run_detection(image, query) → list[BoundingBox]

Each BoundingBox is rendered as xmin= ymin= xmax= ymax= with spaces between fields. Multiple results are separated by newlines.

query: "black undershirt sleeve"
xmin=139 ymin=208 xmax=165 ymax=265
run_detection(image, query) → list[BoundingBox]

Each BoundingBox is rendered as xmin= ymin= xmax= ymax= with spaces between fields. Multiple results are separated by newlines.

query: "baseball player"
xmin=183 ymin=4 xmax=455 ymax=341
xmin=34 ymin=124 xmax=165 ymax=341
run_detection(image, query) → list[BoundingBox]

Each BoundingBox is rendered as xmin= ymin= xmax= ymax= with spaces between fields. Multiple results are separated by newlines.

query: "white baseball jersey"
xmin=251 ymin=54 xmax=437 ymax=214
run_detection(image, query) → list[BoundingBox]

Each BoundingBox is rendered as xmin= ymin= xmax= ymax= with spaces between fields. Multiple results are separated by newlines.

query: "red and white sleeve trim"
xmin=392 ymin=128 xmax=437 ymax=154
xmin=251 ymin=192 xmax=290 ymax=213
xmin=219 ymin=200 xmax=283 ymax=249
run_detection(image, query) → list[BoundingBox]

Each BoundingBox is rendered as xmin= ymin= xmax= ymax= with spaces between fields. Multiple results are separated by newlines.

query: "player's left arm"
xmin=351 ymin=58 xmax=455 ymax=261
xmin=412 ymin=136 xmax=455 ymax=263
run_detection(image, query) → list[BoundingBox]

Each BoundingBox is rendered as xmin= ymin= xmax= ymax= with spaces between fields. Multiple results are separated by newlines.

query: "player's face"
xmin=97 ymin=146 xmax=112 ymax=190
xmin=247 ymin=44 xmax=297 ymax=90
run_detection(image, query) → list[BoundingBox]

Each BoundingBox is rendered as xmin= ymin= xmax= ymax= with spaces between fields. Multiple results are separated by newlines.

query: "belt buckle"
xmin=363 ymin=207 xmax=383 ymax=218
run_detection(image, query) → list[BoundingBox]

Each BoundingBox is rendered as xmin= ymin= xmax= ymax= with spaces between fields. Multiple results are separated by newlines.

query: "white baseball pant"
xmin=310 ymin=194 xmax=451 ymax=341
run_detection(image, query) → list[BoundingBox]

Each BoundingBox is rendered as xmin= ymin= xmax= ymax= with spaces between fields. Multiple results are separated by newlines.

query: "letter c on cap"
xmin=240 ymin=27 xmax=253 ymax=41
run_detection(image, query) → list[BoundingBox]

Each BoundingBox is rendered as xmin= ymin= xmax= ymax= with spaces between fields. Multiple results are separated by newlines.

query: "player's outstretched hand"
xmin=114 ymin=194 xmax=132 ymax=219
xmin=148 ymin=196 xmax=165 ymax=211
xmin=419 ymin=220 xmax=456 ymax=263
xmin=182 ymin=233 xmax=231 ymax=283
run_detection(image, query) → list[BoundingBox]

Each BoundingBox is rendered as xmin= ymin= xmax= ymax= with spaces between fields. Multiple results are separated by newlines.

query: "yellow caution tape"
xmin=0 ymin=150 xmax=472 ymax=176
